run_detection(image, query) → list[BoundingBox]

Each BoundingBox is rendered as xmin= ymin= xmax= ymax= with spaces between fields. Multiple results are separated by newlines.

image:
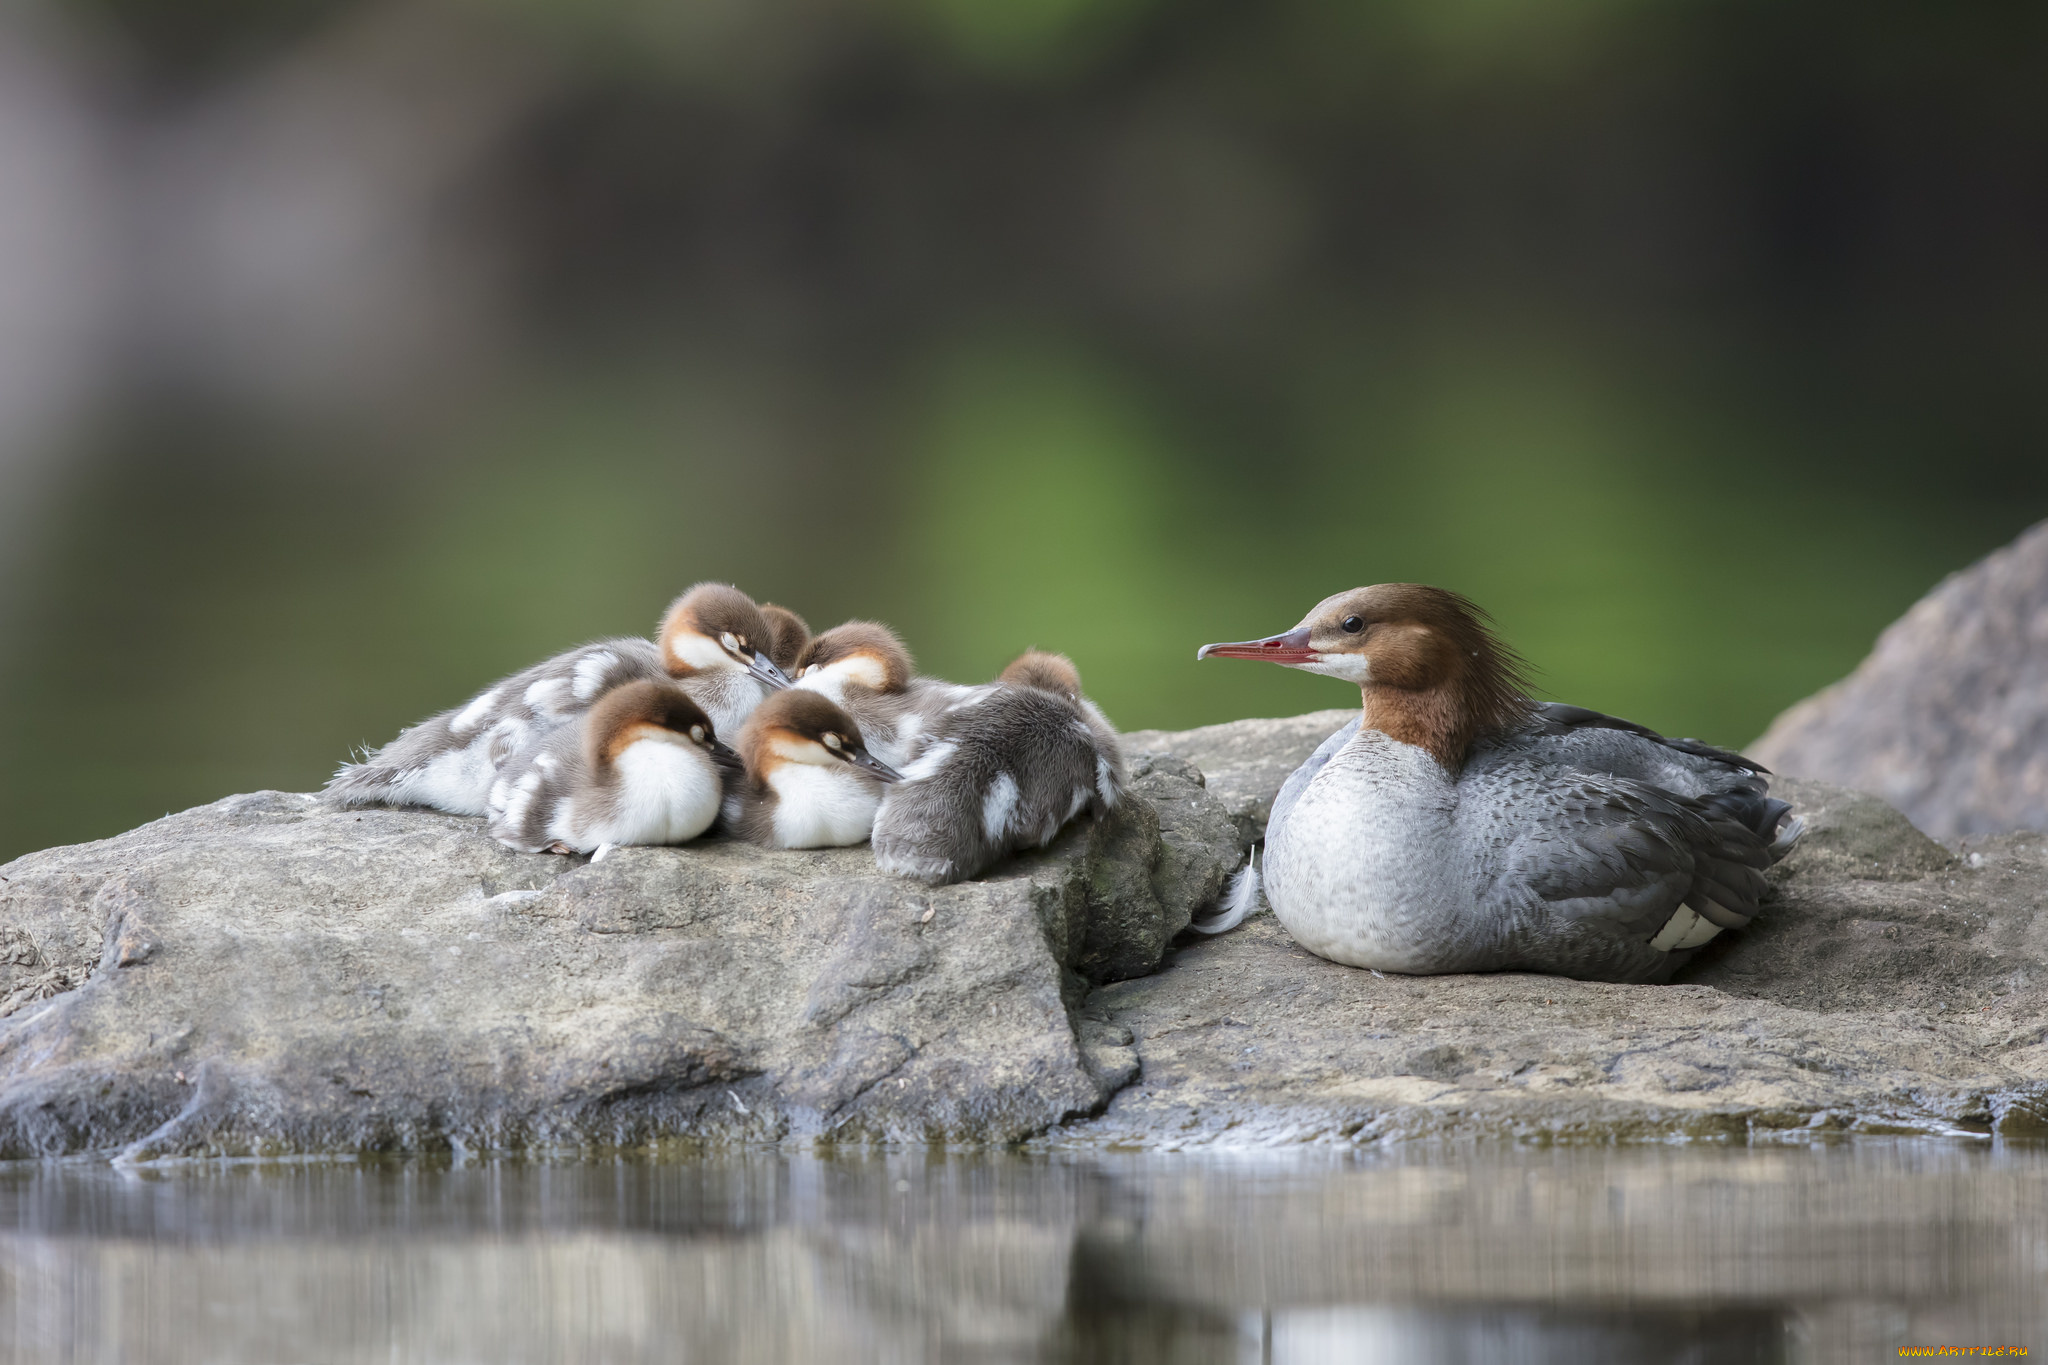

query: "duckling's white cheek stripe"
xmin=572 ymin=651 xmax=620 ymax=701
xmin=838 ymin=655 xmax=888 ymax=690
xmin=669 ymin=633 xmax=729 ymax=672
xmin=449 ymin=688 xmax=500 ymax=734
xmin=982 ymin=773 xmax=1019 ymax=841
xmin=768 ymin=735 xmax=834 ymax=767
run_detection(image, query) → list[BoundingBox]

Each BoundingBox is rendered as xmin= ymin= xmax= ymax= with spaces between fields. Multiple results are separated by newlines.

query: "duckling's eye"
xmin=720 ymin=631 xmax=741 ymax=652
xmin=1340 ymin=615 xmax=1364 ymax=634
xmin=689 ymin=725 xmax=706 ymax=743
xmin=823 ymin=732 xmax=844 ymax=751
xmin=801 ymin=665 xmax=817 ymax=678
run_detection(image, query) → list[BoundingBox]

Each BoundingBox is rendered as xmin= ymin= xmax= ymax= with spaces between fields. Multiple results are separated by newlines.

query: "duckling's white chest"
xmin=768 ymin=766 xmax=881 ymax=848
xmin=576 ymin=740 xmax=723 ymax=846
xmin=1263 ymin=732 xmax=1476 ymax=971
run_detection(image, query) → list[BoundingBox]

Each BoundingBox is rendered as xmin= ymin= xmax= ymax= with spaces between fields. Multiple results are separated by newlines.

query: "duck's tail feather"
xmin=1188 ymin=848 xmax=1260 ymax=936
xmin=323 ymin=760 xmax=399 ymax=807
xmin=1768 ymin=812 xmax=1807 ymax=859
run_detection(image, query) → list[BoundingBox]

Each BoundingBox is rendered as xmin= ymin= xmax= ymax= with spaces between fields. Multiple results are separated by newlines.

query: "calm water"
xmin=0 ymin=1144 xmax=2041 ymax=1363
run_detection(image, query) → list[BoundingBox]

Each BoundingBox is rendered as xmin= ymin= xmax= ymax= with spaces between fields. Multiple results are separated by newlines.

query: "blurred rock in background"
xmin=1755 ymin=519 xmax=2048 ymax=838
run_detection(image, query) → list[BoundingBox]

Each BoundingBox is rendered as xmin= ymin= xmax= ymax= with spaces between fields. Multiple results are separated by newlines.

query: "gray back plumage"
xmin=323 ymin=637 xmax=669 ymax=812
xmin=872 ymin=684 xmax=1124 ymax=884
xmin=324 ymin=635 xmax=769 ymax=815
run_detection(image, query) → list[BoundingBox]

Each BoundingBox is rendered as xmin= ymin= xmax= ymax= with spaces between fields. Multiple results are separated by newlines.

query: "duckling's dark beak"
xmin=1197 ymin=624 xmax=1315 ymax=664
xmin=746 ymin=651 xmax=794 ymax=689
xmin=707 ymin=739 xmax=746 ymax=773
xmin=846 ymin=750 xmax=903 ymax=783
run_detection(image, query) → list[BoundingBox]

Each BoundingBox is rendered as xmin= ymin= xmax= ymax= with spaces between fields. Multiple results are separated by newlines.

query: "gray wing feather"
xmin=1469 ymin=767 xmax=1778 ymax=981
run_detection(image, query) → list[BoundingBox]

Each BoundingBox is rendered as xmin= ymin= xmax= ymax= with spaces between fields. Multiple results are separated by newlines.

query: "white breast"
xmin=570 ymin=739 xmax=722 ymax=847
xmin=767 ymin=765 xmax=881 ymax=848
xmin=1262 ymin=732 xmax=1471 ymax=972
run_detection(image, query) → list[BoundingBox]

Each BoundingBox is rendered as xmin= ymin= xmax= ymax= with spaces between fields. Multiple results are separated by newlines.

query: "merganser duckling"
xmin=1197 ymin=585 xmax=1804 ymax=983
xmin=790 ymin=620 xmax=958 ymax=770
xmin=325 ymin=582 xmax=790 ymax=816
xmin=647 ymin=583 xmax=796 ymax=737
xmin=486 ymin=680 xmax=739 ymax=855
xmin=1000 ymin=649 xmax=1122 ymax=759
xmin=870 ymin=650 xmax=1126 ymax=885
xmin=760 ymin=603 xmax=812 ymax=679
xmin=726 ymin=690 xmax=904 ymax=848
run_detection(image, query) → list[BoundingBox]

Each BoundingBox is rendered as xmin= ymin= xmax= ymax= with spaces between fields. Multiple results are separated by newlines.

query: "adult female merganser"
xmin=760 ymin=603 xmax=812 ymax=679
xmin=325 ymin=582 xmax=789 ymax=816
xmin=1198 ymin=584 xmax=1803 ymax=983
xmin=870 ymin=650 xmax=1126 ymax=885
xmin=486 ymin=680 xmax=739 ymax=856
xmin=726 ymin=690 xmax=904 ymax=848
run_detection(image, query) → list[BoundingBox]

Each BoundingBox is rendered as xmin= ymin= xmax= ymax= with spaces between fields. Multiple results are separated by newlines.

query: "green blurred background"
xmin=0 ymin=0 xmax=2044 ymax=862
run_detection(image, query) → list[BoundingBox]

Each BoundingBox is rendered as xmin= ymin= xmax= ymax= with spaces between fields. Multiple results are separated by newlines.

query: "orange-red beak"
xmin=1197 ymin=625 xmax=1315 ymax=664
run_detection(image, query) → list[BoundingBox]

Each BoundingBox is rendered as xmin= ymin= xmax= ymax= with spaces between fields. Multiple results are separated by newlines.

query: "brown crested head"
xmin=759 ymin=603 xmax=812 ymax=675
xmin=999 ymin=649 xmax=1083 ymax=703
xmin=583 ymin=680 xmax=729 ymax=769
xmin=736 ymin=688 xmax=902 ymax=783
xmin=657 ymin=583 xmax=785 ymax=684
xmin=1198 ymin=584 xmax=1532 ymax=769
xmin=793 ymin=620 xmax=913 ymax=695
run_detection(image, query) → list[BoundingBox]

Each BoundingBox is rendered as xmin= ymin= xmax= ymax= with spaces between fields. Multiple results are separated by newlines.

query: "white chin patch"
xmin=1295 ymin=653 xmax=1371 ymax=683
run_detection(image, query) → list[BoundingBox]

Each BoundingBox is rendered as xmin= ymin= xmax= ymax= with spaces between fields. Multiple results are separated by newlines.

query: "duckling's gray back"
xmin=325 ymin=638 xmax=669 ymax=815
xmin=872 ymin=685 xmax=1124 ymax=884
xmin=485 ymin=722 xmax=589 ymax=853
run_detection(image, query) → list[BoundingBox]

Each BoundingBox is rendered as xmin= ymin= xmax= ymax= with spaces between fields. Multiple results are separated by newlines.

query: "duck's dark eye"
xmin=1341 ymin=615 xmax=1364 ymax=634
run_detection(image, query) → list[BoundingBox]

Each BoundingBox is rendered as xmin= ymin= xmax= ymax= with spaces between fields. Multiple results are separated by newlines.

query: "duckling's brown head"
xmin=793 ymin=621 xmax=913 ymax=696
xmin=738 ymin=689 xmax=903 ymax=784
xmin=999 ymin=649 xmax=1083 ymax=703
xmin=658 ymin=583 xmax=790 ymax=688
xmin=1198 ymin=584 xmax=1532 ymax=768
xmin=759 ymin=603 xmax=813 ymax=676
xmin=584 ymin=680 xmax=738 ymax=770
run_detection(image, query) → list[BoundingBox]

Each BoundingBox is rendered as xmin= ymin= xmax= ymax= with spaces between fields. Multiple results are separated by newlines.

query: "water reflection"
xmin=0 ymin=1145 xmax=2039 ymax=1363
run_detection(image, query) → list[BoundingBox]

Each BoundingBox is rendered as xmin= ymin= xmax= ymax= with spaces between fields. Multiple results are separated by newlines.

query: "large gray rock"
xmin=0 ymin=760 xmax=1241 ymax=1160
xmin=1067 ymin=721 xmax=2048 ymax=1147
xmin=1752 ymin=518 xmax=2048 ymax=837
xmin=8 ymin=706 xmax=2047 ymax=1156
